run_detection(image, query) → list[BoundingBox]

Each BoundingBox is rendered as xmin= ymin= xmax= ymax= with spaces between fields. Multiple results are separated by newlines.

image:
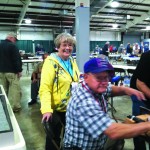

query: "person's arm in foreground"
xmin=136 ymin=78 xmax=150 ymax=99
xmin=111 ymin=85 xmax=145 ymax=101
xmin=104 ymin=85 xmax=149 ymax=139
xmin=104 ymin=122 xmax=150 ymax=139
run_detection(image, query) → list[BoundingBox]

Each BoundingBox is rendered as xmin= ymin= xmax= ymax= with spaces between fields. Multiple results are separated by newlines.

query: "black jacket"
xmin=130 ymin=51 xmax=150 ymax=105
xmin=0 ymin=39 xmax=22 ymax=73
xmin=102 ymin=44 xmax=109 ymax=56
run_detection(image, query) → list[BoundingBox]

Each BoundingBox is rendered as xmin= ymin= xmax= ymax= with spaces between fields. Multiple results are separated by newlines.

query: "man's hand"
xmin=125 ymin=87 xmax=146 ymax=101
xmin=112 ymin=86 xmax=146 ymax=101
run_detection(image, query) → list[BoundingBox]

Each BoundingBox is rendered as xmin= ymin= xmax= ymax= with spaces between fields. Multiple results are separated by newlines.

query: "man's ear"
xmin=84 ymin=73 xmax=88 ymax=80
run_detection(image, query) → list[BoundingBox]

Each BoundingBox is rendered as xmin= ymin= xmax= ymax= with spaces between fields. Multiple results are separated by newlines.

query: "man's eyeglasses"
xmin=90 ymin=73 xmax=109 ymax=82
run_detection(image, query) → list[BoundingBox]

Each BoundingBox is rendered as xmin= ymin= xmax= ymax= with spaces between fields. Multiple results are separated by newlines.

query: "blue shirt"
xmin=56 ymin=54 xmax=73 ymax=77
xmin=64 ymin=81 xmax=113 ymax=150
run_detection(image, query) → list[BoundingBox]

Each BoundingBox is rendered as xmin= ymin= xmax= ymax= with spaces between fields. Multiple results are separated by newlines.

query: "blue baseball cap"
xmin=84 ymin=58 xmax=114 ymax=77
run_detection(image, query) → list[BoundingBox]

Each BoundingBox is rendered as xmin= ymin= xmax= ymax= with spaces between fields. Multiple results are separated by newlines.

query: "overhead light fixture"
xmin=63 ymin=10 xmax=68 ymax=15
xmin=146 ymin=26 xmax=150 ymax=30
xmin=141 ymin=26 xmax=150 ymax=30
xmin=145 ymin=17 xmax=150 ymax=20
xmin=127 ymin=15 xmax=130 ymax=20
xmin=112 ymin=24 xmax=118 ymax=28
xmin=110 ymin=1 xmax=119 ymax=8
xmin=25 ymin=18 xmax=32 ymax=24
xmin=91 ymin=15 xmax=123 ymax=19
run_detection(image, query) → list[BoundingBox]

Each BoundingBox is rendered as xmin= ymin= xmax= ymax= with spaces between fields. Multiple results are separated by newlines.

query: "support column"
xmin=75 ymin=0 xmax=90 ymax=72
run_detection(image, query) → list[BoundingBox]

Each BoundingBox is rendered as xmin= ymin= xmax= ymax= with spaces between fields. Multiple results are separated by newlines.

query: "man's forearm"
xmin=105 ymin=122 xmax=150 ymax=140
xmin=112 ymin=86 xmax=129 ymax=96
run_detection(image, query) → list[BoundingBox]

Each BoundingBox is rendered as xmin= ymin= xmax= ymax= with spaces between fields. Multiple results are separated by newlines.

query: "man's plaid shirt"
xmin=64 ymin=81 xmax=113 ymax=150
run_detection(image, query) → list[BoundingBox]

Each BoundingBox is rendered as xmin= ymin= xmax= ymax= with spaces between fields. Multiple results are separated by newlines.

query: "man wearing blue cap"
xmin=63 ymin=58 xmax=150 ymax=150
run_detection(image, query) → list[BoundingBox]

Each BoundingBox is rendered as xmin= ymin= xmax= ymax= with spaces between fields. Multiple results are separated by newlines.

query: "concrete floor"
xmin=14 ymin=65 xmax=45 ymax=150
xmin=14 ymin=61 xmax=135 ymax=150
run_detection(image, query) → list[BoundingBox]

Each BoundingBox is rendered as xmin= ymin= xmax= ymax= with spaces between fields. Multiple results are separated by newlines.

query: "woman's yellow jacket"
xmin=39 ymin=54 xmax=80 ymax=114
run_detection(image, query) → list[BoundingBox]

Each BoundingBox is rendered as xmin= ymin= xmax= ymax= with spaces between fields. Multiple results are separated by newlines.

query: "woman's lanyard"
xmin=81 ymin=82 xmax=107 ymax=113
xmin=61 ymin=58 xmax=74 ymax=82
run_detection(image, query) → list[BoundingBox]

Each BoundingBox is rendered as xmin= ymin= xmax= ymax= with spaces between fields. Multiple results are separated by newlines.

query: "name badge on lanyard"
xmin=71 ymin=82 xmax=78 ymax=96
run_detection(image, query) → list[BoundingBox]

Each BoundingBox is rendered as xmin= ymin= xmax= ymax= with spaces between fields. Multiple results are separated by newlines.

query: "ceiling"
xmin=0 ymin=0 xmax=150 ymax=33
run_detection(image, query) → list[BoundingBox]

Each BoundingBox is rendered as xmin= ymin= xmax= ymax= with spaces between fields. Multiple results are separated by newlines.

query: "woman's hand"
xmin=42 ymin=112 xmax=52 ymax=122
xmin=32 ymin=78 xmax=38 ymax=83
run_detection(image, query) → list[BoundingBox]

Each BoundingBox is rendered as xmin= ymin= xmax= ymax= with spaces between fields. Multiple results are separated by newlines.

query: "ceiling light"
xmin=110 ymin=1 xmax=119 ymax=8
xmin=91 ymin=15 xmax=123 ymax=19
xmin=141 ymin=26 xmax=150 ymax=30
xmin=146 ymin=26 xmax=150 ymax=30
xmin=127 ymin=15 xmax=130 ymax=20
xmin=112 ymin=24 xmax=118 ymax=28
xmin=25 ymin=18 xmax=31 ymax=24
xmin=145 ymin=17 xmax=150 ymax=20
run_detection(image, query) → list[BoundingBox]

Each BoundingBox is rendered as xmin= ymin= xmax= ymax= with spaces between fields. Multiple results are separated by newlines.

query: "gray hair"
xmin=6 ymin=32 xmax=18 ymax=40
xmin=54 ymin=32 xmax=76 ymax=48
xmin=106 ymin=41 xmax=110 ymax=44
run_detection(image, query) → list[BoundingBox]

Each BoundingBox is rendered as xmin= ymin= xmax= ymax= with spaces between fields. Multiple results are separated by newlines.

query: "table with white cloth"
xmin=112 ymin=65 xmax=136 ymax=70
xmin=109 ymin=54 xmax=121 ymax=64
xmin=22 ymin=59 xmax=43 ymax=74
xmin=112 ymin=65 xmax=136 ymax=76
xmin=122 ymin=56 xmax=140 ymax=65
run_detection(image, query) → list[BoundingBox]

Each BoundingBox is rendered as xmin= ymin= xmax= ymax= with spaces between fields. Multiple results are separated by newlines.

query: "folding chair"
xmin=108 ymin=68 xmax=126 ymax=120
xmin=140 ymin=106 xmax=150 ymax=115
xmin=114 ymin=68 xmax=126 ymax=85
xmin=42 ymin=112 xmax=64 ymax=150
xmin=114 ymin=68 xmax=126 ymax=76
xmin=127 ymin=69 xmax=135 ymax=78
xmin=104 ymin=138 xmax=124 ymax=150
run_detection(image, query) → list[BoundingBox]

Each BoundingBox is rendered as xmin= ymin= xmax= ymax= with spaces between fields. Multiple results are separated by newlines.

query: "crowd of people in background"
xmin=93 ymin=42 xmax=150 ymax=58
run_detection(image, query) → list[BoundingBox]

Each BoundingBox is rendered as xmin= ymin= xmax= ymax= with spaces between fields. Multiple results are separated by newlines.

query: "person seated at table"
xmin=28 ymin=53 xmax=48 ymax=105
xmin=118 ymin=44 xmax=124 ymax=54
xmin=126 ymin=43 xmax=132 ymax=55
xmin=112 ymin=45 xmax=117 ymax=53
xmin=102 ymin=41 xmax=110 ymax=61
xmin=94 ymin=45 xmax=101 ymax=54
xmin=35 ymin=43 xmax=45 ymax=56
xmin=63 ymin=58 xmax=150 ymax=150
xmin=109 ymin=44 xmax=113 ymax=53
xmin=133 ymin=43 xmax=140 ymax=56
xmin=143 ymin=44 xmax=149 ymax=53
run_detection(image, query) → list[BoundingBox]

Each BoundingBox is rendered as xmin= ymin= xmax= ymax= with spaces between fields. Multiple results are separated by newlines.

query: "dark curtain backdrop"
xmin=16 ymin=40 xmax=33 ymax=53
xmin=1 ymin=40 xmax=121 ymax=54
xmin=34 ymin=40 xmax=55 ymax=53
xmin=16 ymin=40 xmax=55 ymax=54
